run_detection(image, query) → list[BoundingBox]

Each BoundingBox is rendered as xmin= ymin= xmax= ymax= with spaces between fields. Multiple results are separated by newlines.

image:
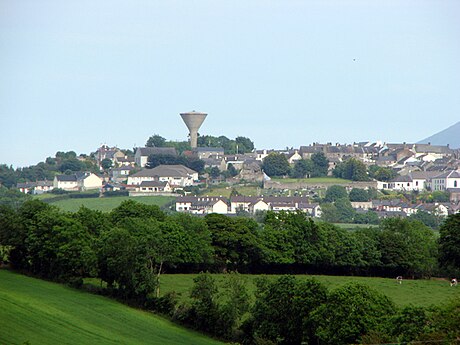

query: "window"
xmin=455 ymin=181 xmax=458 ymax=188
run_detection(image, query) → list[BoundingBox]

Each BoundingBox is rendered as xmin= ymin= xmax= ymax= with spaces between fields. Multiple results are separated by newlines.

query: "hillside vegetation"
xmin=0 ymin=270 xmax=221 ymax=345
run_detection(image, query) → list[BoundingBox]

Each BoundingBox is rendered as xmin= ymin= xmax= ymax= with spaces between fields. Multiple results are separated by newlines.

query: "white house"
xmin=287 ymin=150 xmax=302 ymax=164
xmin=175 ymin=196 xmax=228 ymax=214
xmin=430 ymin=170 xmax=460 ymax=191
xmin=127 ymin=165 xmax=198 ymax=187
xmin=129 ymin=181 xmax=173 ymax=196
xmin=53 ymin=172 xmax=103 ymax=191
xmin=54 ymin=175 xmax=79 ymax=191
xmin=111 ymin=166 xmax=136 ymax=182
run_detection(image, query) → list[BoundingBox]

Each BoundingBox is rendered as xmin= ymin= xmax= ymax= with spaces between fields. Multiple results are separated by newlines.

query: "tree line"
xmin=1 ymin=199 xmax=460 ymax=343
xmin=262 ymin=152 xmax=398 ymax=182
xmin=1 ymin=199 xmax=459 ymax=282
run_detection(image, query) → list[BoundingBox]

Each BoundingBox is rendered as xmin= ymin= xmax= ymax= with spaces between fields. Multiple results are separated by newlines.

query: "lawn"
xmin=271 ymin=177 xmax=352 ymax=184
xmin=0 ymin=270 xmax=222 ymax=345
xmin=48 ymin=195 xmax=175 ymax=212
xmin=202 ymin=185 xmax=261 ymax=198
xmin=156 ymin=274 xmax=460 ymax=308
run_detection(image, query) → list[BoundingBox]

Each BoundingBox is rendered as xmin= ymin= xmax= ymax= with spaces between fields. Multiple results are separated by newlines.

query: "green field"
xmin=202 ymin=185 xmax=261 ymax=198
xmin=47 ymin=195 xmax=175 ymax=212
xmin=0 ymin=270 xmax=221 ymax=345
xmin=156 ymin=274 xmax=460 ymax=308
xmin=271 ymin=177 xmax=352 ymax=184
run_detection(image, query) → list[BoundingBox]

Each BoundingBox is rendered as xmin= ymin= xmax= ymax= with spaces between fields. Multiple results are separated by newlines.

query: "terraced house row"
xmin=175 ymin=195 xmax=322 ymax=216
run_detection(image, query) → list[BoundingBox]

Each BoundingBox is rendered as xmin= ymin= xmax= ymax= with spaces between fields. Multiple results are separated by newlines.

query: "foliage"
xmin=379 ymin=218 xmax=438 ymax=277
xmin=409 ymin=210 xmax=442 ymax=229
xmin=250 ymin=276 xmax=327 ymax=344
xmin=349 ymin=188 xmax=370 ymax=202
xmin=368 ymin=165 xmax=397 ymax=182
xmin=262 ymin=153 xmax=290 ymax=177
xmin=290 ymin=159 xmax=314 ymax=178
xmin=146 ymin=134 xmax=167 ymax=147
xmin=310 ymin=152 xmax=329 ymax=177
xmin=439 ymin=213 xmax=460 ymax=275
xmin=334 ymin=158 xmax=369 ymax=181
xmin=197 ymin=135 xmax=254 ymax=154
xmin=101 ymin=158 xmax=113 ymax=170
xmin=324 ymin=185 xmax=348 ymax=202
xmin=312 ymin=283 xmax=396 ymax=345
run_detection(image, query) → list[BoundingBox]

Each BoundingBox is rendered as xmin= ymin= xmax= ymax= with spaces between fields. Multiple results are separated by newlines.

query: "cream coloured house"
xmin=54 ymin=172 xmax=103 ymax=191
xmin=127 ymin=165 xmax=198 ymax=187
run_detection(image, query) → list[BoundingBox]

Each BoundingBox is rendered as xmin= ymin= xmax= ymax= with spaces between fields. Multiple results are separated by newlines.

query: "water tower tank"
xmin=180 ymin=111 xmax=207 ymax=148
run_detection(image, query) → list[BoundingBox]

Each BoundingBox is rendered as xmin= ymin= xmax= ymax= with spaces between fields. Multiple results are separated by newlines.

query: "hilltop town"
xmin=5 ymin=130 xmax=460 ymax=228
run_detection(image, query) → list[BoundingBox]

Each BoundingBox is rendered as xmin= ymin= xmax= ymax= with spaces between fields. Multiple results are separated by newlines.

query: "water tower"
xmin=180 ymin=111 xmax=207 ymax=148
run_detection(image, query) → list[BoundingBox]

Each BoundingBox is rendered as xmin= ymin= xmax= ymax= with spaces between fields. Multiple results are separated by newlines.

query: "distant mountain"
xmin=418 ymin=121 xmax=460 ymax=149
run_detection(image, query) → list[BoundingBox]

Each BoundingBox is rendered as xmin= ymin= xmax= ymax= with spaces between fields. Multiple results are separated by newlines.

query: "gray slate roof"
xmin=132 ymin=165 xmax=197 ymax=178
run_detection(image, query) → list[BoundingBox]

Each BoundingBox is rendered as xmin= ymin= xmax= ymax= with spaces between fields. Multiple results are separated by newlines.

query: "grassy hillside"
xmin=156 ymin=274 xmax=460 ymax=308
xmin=0 ymin=270 xmax=222 ymax=345
xmin=46 ymin=195 xmax=175 ymax=212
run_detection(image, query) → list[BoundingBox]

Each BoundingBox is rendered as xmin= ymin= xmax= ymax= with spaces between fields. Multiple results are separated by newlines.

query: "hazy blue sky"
xmin=1 ymin=0 xmax=459 ymax=167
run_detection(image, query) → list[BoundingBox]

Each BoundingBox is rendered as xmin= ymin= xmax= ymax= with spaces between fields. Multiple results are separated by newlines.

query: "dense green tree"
xmin=409 ymin=210 xmax=442 ymax=229
xmin=101 ymin=158 xmax=113 ymax=170
xmin=250 ymin=276 xmax=327 ymax=344
xmin=438 ymin=213 xmax=460 ymax=274
xmin=189 ymin=273 xmax=220 ymax=334
xmin=368 ymin=165 xmax=397 ymax=182
xmin=349 ymin=188 xmax=370 ymax=202
xmin=146 ymin=134 xmax=167 ymax=147
xmin=324 ymin=185 xmax=348 ymax=202
xmin=235 ymin=136 xmax=254 ymax=153
xmin=345 ymin=158 xmax=369 ymax=181
xmin=110 ymin=200 xmax=165 ymax=224
xmin=59 ymin=158 xmax=84 ymax=173
xmin=146 ymin=154 xmax=179 ymax=168
xmin=226 ymin=163 xmax=238 ymax=177
xmin=431 ymin=191 xmax=450 ymax=203
xmin=205 ymin=214 xmax=262 ymax=269
xmin=379 ymin=218 xmax=438 ymax=277
xmin=290 ymin=159 xmax=314 ymax=178
xmin=335 ymin=197 xmax=356 ymax=223
xmin=210 ymin=166 xmax=220 ymax=178
xmin=217 ymin=273 xmax=250 ymax=339
xmin=353 ymin=210 xmax=380 ymax=225
xmin=0 ymin=186 xmax=30 ymax=208
xmin=320 ymin=203 xmax=340 ymax=223
xmin=262 ymin=152 xmax=290 ymax=177
xmin=311 ymin=152 xmax=329 ymax=177
xmin=312 ymin=283 xmax=396 ymax=345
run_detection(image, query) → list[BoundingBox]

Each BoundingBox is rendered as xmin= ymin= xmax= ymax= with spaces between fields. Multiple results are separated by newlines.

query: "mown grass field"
xmin=156 ymin=274 xmax=460 ymax=308
xmin=0 ymin=270 xmax=222 ymax=345
xmin=47 ymin=195 xmax=175 ymax=212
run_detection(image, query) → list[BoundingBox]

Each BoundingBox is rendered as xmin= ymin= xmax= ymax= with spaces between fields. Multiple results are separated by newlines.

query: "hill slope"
xmin=0 ymin=270 xmax=221 ymax=345
xmin=418 ymin=121 xmax=460 ymax=148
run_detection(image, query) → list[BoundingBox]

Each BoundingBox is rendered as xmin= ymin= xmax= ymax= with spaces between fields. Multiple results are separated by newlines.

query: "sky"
xmin=1 ymin=0 xmax=459 ymax=167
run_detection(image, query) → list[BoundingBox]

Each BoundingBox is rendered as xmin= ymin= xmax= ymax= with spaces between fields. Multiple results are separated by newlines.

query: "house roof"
xmin=56 ymin=174 xmax=78 ymax=182
xmin=136 ymin=147 xmax=177 ymax=157
xmin=131 ymin=165 xmax=197 ymax=178
xmin=139 ymin=181 xmax=168 ymax=187
xmin=194 ymin=147 xmax=225 ymax=153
